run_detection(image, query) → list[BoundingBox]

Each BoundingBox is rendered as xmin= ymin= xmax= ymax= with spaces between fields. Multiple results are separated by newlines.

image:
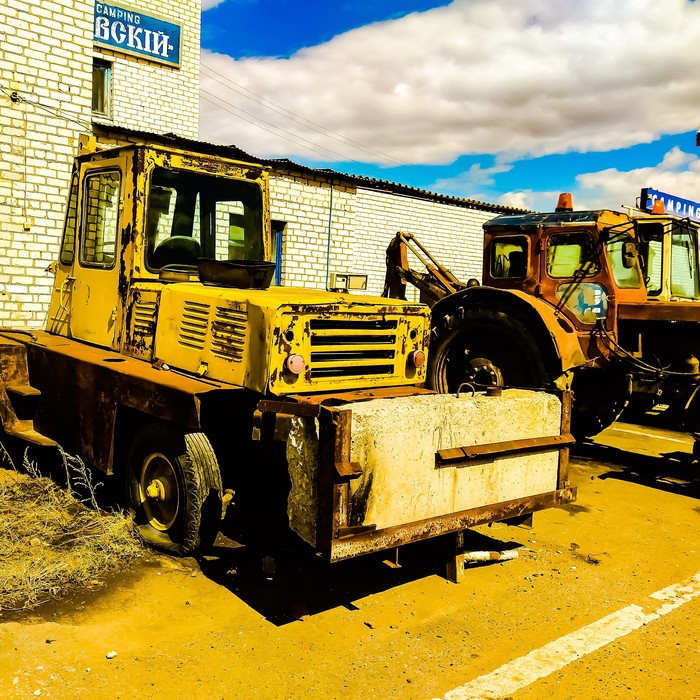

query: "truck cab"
xmin=479 ymin=194 xmax=700 ymax=433
xmin=46 ymin=138 xmax=429 ymax=396
xmin=482 ymin=197 xmax=647 ymax=364
xmin=635 ymin=214 xmax=700 ymax=303
xmin=48 ymin=141 xmax=268 ymax=351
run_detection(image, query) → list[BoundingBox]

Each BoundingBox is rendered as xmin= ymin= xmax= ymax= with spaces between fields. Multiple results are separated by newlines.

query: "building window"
xmin=92 ymin=58 xmax=112 ymax=117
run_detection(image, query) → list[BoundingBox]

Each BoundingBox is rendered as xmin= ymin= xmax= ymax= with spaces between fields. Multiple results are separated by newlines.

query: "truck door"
xmin=48 ymin=156 xmax=127 ymax=347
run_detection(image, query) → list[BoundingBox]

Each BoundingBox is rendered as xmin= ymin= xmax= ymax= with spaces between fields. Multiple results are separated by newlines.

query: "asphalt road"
xmin=1 ymin=419 xmax=699 ymax=699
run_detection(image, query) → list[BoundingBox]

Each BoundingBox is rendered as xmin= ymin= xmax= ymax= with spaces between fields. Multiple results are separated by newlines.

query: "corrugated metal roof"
xmin=92 ymin=123 xmax=526 ymax=214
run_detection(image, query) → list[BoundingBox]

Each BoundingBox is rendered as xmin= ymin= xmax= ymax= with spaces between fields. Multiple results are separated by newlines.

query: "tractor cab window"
xmin=145 ymin=167 xmax=264 ymax=270
xmin=490 ymin=236 xmax=528 ymax=279
xmin=547 ymin=231 xmax=599 ymax=278
xmin=637 ymin=221 xmax=700 ymax=299
xmin=605 ymin=235 xmax=643 ymax=289
xmin=80 ymin=170 xmax=120 ymax=268
xmin=670 ymin=227 xmax=699 ymax=299
xmin=59 ymin=173 xmax=79 ymax=265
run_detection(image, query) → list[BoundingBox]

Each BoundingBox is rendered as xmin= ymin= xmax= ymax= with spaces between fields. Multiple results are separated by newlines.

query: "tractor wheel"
xmin=125 ymin=423 xmax=223 ymax=555
xmin=427 ymin=305 xmax=550 ymax=393
xmin=570 ymin=368 xmax=630 ymax=440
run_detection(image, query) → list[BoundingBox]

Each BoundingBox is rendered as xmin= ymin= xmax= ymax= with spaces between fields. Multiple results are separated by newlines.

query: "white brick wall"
xmin=0 ymin=0 xmax=200 ymax=324
xmin=0 ymin=0 xmax=93 ymax=323
xmin=353 ymin=188 xmax=491 ymax=300
xmin=269 ymin=172 xmax=355 ymax=290
xmin=270 ymin=172 xmax=494 ymax=299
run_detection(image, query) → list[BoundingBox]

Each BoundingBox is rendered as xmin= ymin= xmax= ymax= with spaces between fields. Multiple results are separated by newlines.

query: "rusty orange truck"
xmin=386 ymin=193 xmax=700 ymax=444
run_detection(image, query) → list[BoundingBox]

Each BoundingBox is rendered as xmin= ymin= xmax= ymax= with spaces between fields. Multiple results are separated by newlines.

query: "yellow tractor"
xmin=0 ymin=134 xmax=574 ymax=576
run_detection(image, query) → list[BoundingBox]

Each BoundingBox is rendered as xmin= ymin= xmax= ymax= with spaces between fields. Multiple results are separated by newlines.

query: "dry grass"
xmin=0 ymin=442 xmax=142 ymax=612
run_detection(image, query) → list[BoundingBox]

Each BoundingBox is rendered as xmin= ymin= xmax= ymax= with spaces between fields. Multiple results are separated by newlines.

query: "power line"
xmin=200 ymin=60 xmax=407 ymax=166
xmin=1 ymin=84 xmax=92 ymax=129
xmin=201 ymin=92 xmax=344 ymax=162
xmin=201 ymin=86 xmax=372 ymax=164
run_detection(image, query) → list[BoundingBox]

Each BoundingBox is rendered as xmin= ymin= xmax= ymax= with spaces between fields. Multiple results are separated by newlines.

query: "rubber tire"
xmin=570 ymin=368 xmax=630 ymax=440
xmin=427 ymin=305 xmax=550 ymax=392
xmin=125 ymin=423 xmax=223 ymax=556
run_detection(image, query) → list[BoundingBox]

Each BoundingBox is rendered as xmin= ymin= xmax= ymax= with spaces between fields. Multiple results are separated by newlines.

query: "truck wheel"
xmin=125 ymin=424 xmax=223 ymax=555
xmin=427 ymin=306 xmax=550 ymax=392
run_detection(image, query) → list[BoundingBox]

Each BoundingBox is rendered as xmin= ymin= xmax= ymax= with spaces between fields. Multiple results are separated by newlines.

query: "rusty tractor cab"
xmin=0 ymin=135 xmax=576 ymax=574
xmin=621 ymin=206 xmax=700 ymax=423
xmin=385 ymin=193 xmax=700 ymax=440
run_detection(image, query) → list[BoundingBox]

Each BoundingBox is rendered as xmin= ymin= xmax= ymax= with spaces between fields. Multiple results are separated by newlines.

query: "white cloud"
xmin=201 ymin=0 xmax=227 ymax=10
xmin=199 ymin=0 xmax=700 ymax=165
xmin=432 ymin=162 xmax=513 ymax=195
xmin=575 ymin=147 xmax=700 ymax=210
xmin=498 ymin=147 xmax=700 ymax=212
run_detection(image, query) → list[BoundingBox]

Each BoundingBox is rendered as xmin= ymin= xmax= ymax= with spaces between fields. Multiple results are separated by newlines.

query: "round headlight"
xmin=285 ymin=354 xmax=306 ymax=375
xmin=410 ymin=350 xmax=426 ymax=368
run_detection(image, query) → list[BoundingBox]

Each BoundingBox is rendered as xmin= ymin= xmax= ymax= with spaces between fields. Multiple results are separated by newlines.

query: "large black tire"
xmin=125 ymin=423 xmax=223 ymax=555
xmin=427 ymin=305 xmax=551 ymax=392
xmin=570 ymin=367 xmax=630 ymax=440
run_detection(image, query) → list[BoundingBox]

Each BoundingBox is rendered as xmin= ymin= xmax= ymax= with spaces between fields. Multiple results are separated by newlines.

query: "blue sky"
xmin=200 ymin=0 xmax=700 ymax=212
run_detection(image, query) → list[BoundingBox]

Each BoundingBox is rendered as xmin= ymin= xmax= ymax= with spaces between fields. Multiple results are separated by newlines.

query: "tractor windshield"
xmin=669 ymin=226 xmax=700 ymax=299
xmin=145 ymin=166 xmax=264 ymax=270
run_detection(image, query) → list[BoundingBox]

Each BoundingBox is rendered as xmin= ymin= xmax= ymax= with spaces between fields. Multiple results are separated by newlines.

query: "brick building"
xmin=0 ymin=0 xmax=200 ymax=323
xmin=266 ymin=163 xmax=509 ymax=299
xmin=1 ymin=0 xmax=517 ymax=323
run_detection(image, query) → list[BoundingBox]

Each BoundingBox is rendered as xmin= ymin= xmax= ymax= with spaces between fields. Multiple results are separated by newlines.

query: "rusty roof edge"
xmin=267 ymin=159 xmax=525 ymax=214
xmin=91 ymin=124 xmax=527 ymax=215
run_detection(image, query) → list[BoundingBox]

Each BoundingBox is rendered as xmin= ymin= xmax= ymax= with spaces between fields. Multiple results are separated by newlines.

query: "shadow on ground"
xmin=1 ymin=433 xmax=529 ymax=626
xmin=196 ymin=526 xmax=525 ymax=626
xmin=572 ymin=434 xmax=700 ymax=501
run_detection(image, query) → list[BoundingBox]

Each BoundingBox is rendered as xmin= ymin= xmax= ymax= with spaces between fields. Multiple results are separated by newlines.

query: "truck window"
xmin=605 ymin=236 xmax=643 ymax=289
xmin=670 ymin=228 xmax=699 ymax=299
xmin=59 ymin=174 xmax=79 ymax=265
xmin=556 ymin=281 xmax=608 ymax=324
xmin=490 ymin=236 xmax=528 ymax=278
xmin=643 ymin=239 xmax=663 ymax=295
xmin=80 ymin=170 xmax=120 ymax=268
xmin=636 ymin=222 xmax=664 ymax=295
xmin=146 ymin=167 xmax=264 ymax=270
xmin=547 ymin=232 xmax=599 ymax=278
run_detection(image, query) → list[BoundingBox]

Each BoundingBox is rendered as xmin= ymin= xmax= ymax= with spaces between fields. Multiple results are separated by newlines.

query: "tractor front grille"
xmin=308 ymin=318 xmax=398 ymax=379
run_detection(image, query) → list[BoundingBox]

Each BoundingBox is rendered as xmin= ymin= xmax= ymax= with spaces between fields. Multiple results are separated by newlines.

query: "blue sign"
xmin=641 ymin=188 xmax=700 ymax=222
xmin=94 ymin=2 xmax=181 ymax=67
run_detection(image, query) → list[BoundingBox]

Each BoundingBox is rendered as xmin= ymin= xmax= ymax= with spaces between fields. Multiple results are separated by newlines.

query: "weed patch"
xmin=0 ymin=442 xmax=142 ymax=612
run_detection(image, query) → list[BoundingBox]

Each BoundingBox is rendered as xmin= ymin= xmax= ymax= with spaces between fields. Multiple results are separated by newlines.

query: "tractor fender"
xmin=430 ymin=286 xmax=587 ymax=384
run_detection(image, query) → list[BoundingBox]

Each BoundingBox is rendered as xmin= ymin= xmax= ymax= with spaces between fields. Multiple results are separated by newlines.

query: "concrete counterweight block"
xmin=287 ymin=389 xmax=563 ymax=547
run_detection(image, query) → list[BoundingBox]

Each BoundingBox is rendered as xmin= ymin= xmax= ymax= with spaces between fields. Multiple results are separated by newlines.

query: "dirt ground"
xmin=1 ymin=423 xmax=699 ymax=699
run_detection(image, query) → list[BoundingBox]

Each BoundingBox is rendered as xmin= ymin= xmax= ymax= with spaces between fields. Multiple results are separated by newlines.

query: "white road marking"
xmin=435 ymin=572 xmax=700 ymax=700
xmin=607 ymin=425 xmax=691 ymax=446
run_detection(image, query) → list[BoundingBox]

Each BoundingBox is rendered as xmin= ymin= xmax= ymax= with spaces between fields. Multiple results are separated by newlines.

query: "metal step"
xmin=6 ymin=384 xmax=41 ymax=398
xmin=5 ymin=419 xmax=57 ymax=447
xmin=5 ymin=383 xmax=42 ymax=420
